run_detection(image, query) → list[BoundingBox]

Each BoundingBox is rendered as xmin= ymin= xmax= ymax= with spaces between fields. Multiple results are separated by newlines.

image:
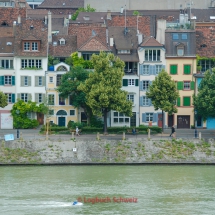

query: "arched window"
xmin=57 ymin=66 xmax=67 ymax=71
xmin=56 ymin=110 xmax=67 ymax=115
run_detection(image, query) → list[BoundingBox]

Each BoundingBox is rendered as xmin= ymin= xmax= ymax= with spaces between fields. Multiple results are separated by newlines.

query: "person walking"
xmin=170 ymin=126 xmax=176 ymax=138
xmin=76 ymin=126 xmax=80 ymax=136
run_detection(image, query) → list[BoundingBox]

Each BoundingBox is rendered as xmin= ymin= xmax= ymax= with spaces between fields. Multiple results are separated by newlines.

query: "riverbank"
xmin=1 ymin=138 xmax=215 ymax=164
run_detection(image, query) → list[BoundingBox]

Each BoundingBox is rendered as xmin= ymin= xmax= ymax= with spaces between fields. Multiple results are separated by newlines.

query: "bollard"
xmin=72 ymin=132 xmax=74 ymax=139
xmin=97 ymin=132 xmax=100 ymax=140
xmin=148 ymin=129 xmax=150 ymax=139
xmin=17 ymin=129 xmax=20 ymax=139
xmin=199 ymin=132 xmax=201 ymax=140
xmin=195 ymin=129 xmax=197 ymax=138
xmin=122 ymin=132 xmax=125 ymax=140
xmin=20 ymin=132 xmax=23 ymax=140
xmin=46 ymin=131 xmax=48 ymax=140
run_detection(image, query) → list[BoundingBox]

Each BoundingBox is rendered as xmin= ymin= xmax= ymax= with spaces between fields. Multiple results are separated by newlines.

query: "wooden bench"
xmin=127 ymin=129 xmax=139 ymax=134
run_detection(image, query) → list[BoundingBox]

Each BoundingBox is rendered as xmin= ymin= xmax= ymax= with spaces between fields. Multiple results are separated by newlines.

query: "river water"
xmin=0 ymin=165 xmax=215 ymax=215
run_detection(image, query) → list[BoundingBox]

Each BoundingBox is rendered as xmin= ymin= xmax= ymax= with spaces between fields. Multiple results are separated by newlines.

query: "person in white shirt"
xmin=76 ymin=126 xmax=80 ymax=136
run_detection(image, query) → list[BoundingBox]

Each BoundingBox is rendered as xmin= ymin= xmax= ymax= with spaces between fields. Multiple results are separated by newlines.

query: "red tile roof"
xmin=140 ymin=36 xmax=163 ymax=47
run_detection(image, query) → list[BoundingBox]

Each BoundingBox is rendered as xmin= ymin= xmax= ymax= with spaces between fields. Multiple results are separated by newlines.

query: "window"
xmin=69 ymin=95 xmax=73 ymax=105
xmin=49 ymin=77 xmax=53 ymax=83
xmin=70 ymin=110 xmax=75 ymax=115
xmin=21 ymin=76 xmax=31 ymax=86
xmin=35 ymin=76 xmax=43 ymax=86
xmin=184 ymin=81 xmax=190 ymax=90
xmin=142 ymin=96 xmax=150 ymax=106
xmin=184 ymin=65 xmax=191 ymax=74
xmin=170 ymin=65 xmax=177 ymax=74
xmin=182 ymin=34 xmax=187 ymax=40
xmin=145 ymin=50 xmax=160 ymax=61
xmin=4 ymin=93 xmax=14 ymax=103
xmin=38 ymin=93 xmax=42 ymax=103
xmin=32 ymin=42 xmax=38 ymax=51
xmin=56 ymin=74 xmax=62 ymax=86
xmin=38 ymin=77 xmax=42 ymax=86
xmin=21 ymin=93 xmax=28 ymax=102
xmin=21 ymin=59 xmax=42 ymax=69
xmin=128 ymin=79 xmax=135 ymax=86
xmin=142 ymin=81 xmax=149 ymax=91
xmin=143 ymin=65 xmax=149 ymax=75
xmin=82 ymin=53 xmax=92 ymax=60
xmin=0 ymin=59 xmax=13 ymax=69
xmin=59 ymin=96 xmax=65 ymax=105
xmin=173 ymin=34 xmax=179 ymax=39
xmin=48 ymin=94 xmax=54 ymax=105
xmin=118 ymin=50 xmax=131 ymax=54
xmin=146 ymin=113 xmax=153 ymax=122
xmin=24 ymin=76 xmax=28 ymax=86
xmin=4 ymin=76 xmax=11 ymax=85
xmin=156 ymin=65 xmax=163 ymax=75
xmin=183 ymin=97 xmax=191 ymax=106
xmin=177 ymin=48 xmax=184 ymax=56
xmin=127 ymin=94 xmax=134 ymax=103
xmin=113 ymin=111 xmax=129 ymax=123
xmin=24 ymin=42 xmax=30 ymax=51
xmin=49 ymin=110 xmax=54 ymax=115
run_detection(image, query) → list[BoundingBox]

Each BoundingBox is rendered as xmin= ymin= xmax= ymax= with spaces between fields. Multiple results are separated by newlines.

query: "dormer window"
xmin=118 ymin=50 xmax=131 ymax=54
xmin=23 ymin=41 xmax=40 ymax=52
xmin=177 ymin=48 xmax=184 ymax=56
xmin=59 ymin=38 xmax=65 ymax=45
xmin=145 ymin=50 xmax=160 ymax=61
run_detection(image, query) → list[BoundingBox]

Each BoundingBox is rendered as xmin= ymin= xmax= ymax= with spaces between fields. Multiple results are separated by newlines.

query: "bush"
xmin=82 ymin=127 xmax=103 ymax=133
xmin=40 ymin=125 xmax=68 ymax=132
xmin=67 ymin=121 xmax=86 ymax=129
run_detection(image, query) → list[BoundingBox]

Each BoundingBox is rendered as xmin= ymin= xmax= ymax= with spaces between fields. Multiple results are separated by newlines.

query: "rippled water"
xmin=0 ymin=165 xmax=215 ymax=215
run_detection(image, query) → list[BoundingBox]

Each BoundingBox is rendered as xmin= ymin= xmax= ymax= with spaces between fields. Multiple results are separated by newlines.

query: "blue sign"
xmin=4 ymin=134 xmax=14 ymax=141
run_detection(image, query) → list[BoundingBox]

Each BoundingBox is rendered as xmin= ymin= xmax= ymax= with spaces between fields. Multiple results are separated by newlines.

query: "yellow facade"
xmin=166 ymin=57 xmax=196 ymax=128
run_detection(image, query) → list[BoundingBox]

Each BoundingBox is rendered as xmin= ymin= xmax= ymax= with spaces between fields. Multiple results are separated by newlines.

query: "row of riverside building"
xmin=0 ymin=0 xmax=215 ymax=129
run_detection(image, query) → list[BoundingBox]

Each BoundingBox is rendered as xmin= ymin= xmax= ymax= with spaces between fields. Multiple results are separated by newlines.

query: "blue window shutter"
xmin=140 ymin=81 xmax=143 ymax=91
xmin=12 ymin=94 xmax=15 ymax=103
xmin=0 ymin=76 xmax=4 ymax=85
xmin=149 ymin=65 xmax=153 ymax=75
xmin=12 ymin=76 xmax=15 ymax=85
xmin=140 ymin=96 xmax=143 ymax=106
xmin=142 ymin=113 xmax=146 ymax=122
xmin=153 ymin=113 xmax=158 ymax=122
xmin=139 ymin=65 xmax=143 ymax=75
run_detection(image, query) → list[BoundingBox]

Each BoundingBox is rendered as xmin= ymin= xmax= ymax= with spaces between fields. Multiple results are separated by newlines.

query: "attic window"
xmin=53 ymin=41 xmax=57 ymax=46
xmin=59 ymin=38 xmax=65 ymax=45
xmin=200 ymin=44 xmax=207 ymax=48
xmin=1 ymin=21 xmax=8 ymax=26
xmin=177 ymin=47 xmax=184 ymax=56
xmin=7 ymin=42 xmax=12 ymax=46
xmin=30 ymin=25 xmax=34 ymax=30
xmin=83 ymin=16 xmax=90 ymax=21
xmin=118 ymin=50 xmax=131 ymax=54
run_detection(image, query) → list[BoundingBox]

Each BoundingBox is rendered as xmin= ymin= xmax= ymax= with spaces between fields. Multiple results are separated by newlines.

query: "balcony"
xmin=166 ymin=22 xmax=194 ymax=30
xmin=124 ymin=68 xmax=137 ymax=75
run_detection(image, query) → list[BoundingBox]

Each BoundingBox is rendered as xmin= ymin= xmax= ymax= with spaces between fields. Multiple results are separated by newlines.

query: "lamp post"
xmin=194 ymin=110 xmax=197 ymax=138
xmin=16 ymin=110 xmax=20 ymax=138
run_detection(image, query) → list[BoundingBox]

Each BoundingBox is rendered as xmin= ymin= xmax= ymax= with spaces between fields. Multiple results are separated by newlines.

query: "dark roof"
xmin=191 ymin=9 xmax=215 ymax=22
xmin=52 ymin=17 xmax=69 ymax=35
xmin=73 ymin=12 xmax=106 ymax=24
xmin=38 ymin=0 xmax=84 ymax=9
xmin=140 ymin=36 xmax=163 ymax=47
xmin=0 ymin=36 xmax=14 ymax=56
xmin=49 ymin=35 xmax=77 ymax=57
xmin=26 ymin=9 xmax=48 ymax=19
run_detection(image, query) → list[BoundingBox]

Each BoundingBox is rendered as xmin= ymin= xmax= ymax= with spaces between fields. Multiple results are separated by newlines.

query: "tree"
xmin=56 ymin=66 xmax=91 ymax=124
xmin=193 ymin=69 xmax=215 ymax=120
xmin=0 ymin=91 xmax=8 ymax=108
xmin=72 ymin=4 xmax=96 ymax=21
xmin=146 ymin=70 xmax=179 ymax=132
xmin=78 ymin=52 xmax=133 ymax=134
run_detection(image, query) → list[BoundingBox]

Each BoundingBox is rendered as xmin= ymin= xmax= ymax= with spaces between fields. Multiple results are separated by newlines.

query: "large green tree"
xmin=146 ymin=70 xmax=179 ymax=131
xmin=0 ymin=91 xmax=8 ymax=108
xmin=57 ymin=66 xmax=91 ymax=124
xmin=193 ymin=69 xmax=215 ymax=120
xmin=79 ymin=52 xmax=132 ymax=134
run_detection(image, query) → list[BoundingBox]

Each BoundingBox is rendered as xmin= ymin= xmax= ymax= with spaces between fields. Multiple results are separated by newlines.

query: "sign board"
xmin=4 ymin=134 xmax=14 ymax=141
xmin=1 ymin=113 xmax=13 ymax=129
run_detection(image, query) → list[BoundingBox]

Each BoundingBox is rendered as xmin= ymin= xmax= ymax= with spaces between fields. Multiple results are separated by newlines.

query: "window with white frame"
xmin=113 ymin=112 xmax=129 ymax=123
xmin=146 ymin=113 xmax=153 ymax=122
xmin=177 ymin=47 xmax=184 ymax=56
xmin=23 ymin=41 xmax=40 ymax=51
xmin=118 ymin=50 xmax=131 ymax=54
xmin=127 ymin=94 xmax=134 ymax=104
xmin=24 ymin=42 xmax=30 ymax=51
xmin=21 ymin=59 xmax=42 ymax=69
xmin=4 ymin=76 xmax=11 ymax=85
xmin=48 ymin=94 xmax=54 ymax=105
xmin=38 ymin=93 xmax=42 ymax=103
xmin=184 ymin=81 xmax=190 ymax=90
xmin=56 ymin=74 xmax=62 ymax=86
xmin=38 ymin=76 xmax=42 ymax=86
xmin=24 ymin=76 xmax=28 ymax=86
xmin=70 ymin=110 xmax=75 ymax=115
xmin=142 ymin=65 xmax=149 ymax=75
xmin=142 ymin=81 xmax=149 ymax=91
xmin=128 ymin=79 xmax=135 ymax=86
xmin=5 ymin=93 xmax=12 ymax=103
xmin=59 ymin=96 xmax=65 ymax=105
xmin=156 ymin=65 xmax=163 ymax=74
xmin=21 ymin=93 xmax=28 ymax=102
xmin=49 ymin=76 xmax=53 ymax=83
xmin=145 ymin=50 xmax=160 ymax=61
xmin=0 ymin=59 xmax=13 ymax=69
xmin=32 ymin=42 xmax=38 ymax=51
xmin=142 ymin=96 xmax=149 ymax=106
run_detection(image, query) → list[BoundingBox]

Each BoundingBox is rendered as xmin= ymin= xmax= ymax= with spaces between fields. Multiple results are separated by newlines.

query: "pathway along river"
xmin=1 ymin=165 xmax=215 ymax=215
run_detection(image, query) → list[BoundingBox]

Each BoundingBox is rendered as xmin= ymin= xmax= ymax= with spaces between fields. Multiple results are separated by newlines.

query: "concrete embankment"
xmin=0 ymin=138 xmax=215 ymax=164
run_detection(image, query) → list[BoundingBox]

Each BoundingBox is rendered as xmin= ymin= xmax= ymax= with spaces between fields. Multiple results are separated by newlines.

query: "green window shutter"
xmin=28 ymin=77 xmax=31 ymax=86
xmin=191 ymin=81 xmax=195 ymax=90
xmin=12 ymin=76 xmax=15 ymax=85
xmin=135 ymin=79 xmax=138 ymax=86
xmin=21 ymin=76 xmax=24 ymax=86
xmin=183 ymin=97 xmax=190 ymax=106
xmin=35 ymin=93 xmax=39 ymax=103
xmin=184 ymin=65 xmax=191 ymax=74
xmin=170 ymin=65 xmax=177 ymax=74
xmin=0 ymin=76 xmax=4 ymax=85
xmin=177 ymin=81 xmax=183 ymax=90
xmin=12 ymin=94 xmax=15 ymax=103
xmin=123 ymin=79 xmax=128 ymax=86
xmin=177 ymin=97 xmax=180 ymax=106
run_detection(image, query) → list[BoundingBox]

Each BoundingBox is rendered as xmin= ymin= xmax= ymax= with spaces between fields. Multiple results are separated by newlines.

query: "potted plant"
xmin=197 ymin=65 xmax=202 ymax=73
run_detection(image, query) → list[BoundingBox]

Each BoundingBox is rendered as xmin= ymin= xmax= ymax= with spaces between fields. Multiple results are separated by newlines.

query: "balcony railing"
xmin=166 ymin=22 xmax=194 ymax=30
xmin=124 ymin=69 xmax=138 ymax=75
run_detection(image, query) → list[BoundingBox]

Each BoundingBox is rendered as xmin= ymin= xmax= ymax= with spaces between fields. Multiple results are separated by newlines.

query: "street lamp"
xmin=194 ymin=110 xmax=197 ymax=138
xmin=16 ymin=110 xmax=20 ymax=138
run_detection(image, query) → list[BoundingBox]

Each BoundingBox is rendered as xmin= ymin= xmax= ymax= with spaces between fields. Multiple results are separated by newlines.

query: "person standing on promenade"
xmin=76 ymin=126 xmax=80 ymax=136
xmin=170 ymin=126 xmax=176 ymax=138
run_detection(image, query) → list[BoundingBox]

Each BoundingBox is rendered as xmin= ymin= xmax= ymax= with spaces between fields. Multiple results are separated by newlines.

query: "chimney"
xmin=107 ymin=10 xmax=112 ymax=20
xmin=137 ymin=34 xmax=143 ymax=45
xmin=44 ymin=16 xmax=47 ymax=25
xmin=17 ymin=15 xmax=21 ymax=24
xmin=110 ymin=38 xmax=114 ymax=46
xmin=48 ymin=11 xmax=52 ymax=43
xmin=13 ymin=21 xmax=16 ymax=36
